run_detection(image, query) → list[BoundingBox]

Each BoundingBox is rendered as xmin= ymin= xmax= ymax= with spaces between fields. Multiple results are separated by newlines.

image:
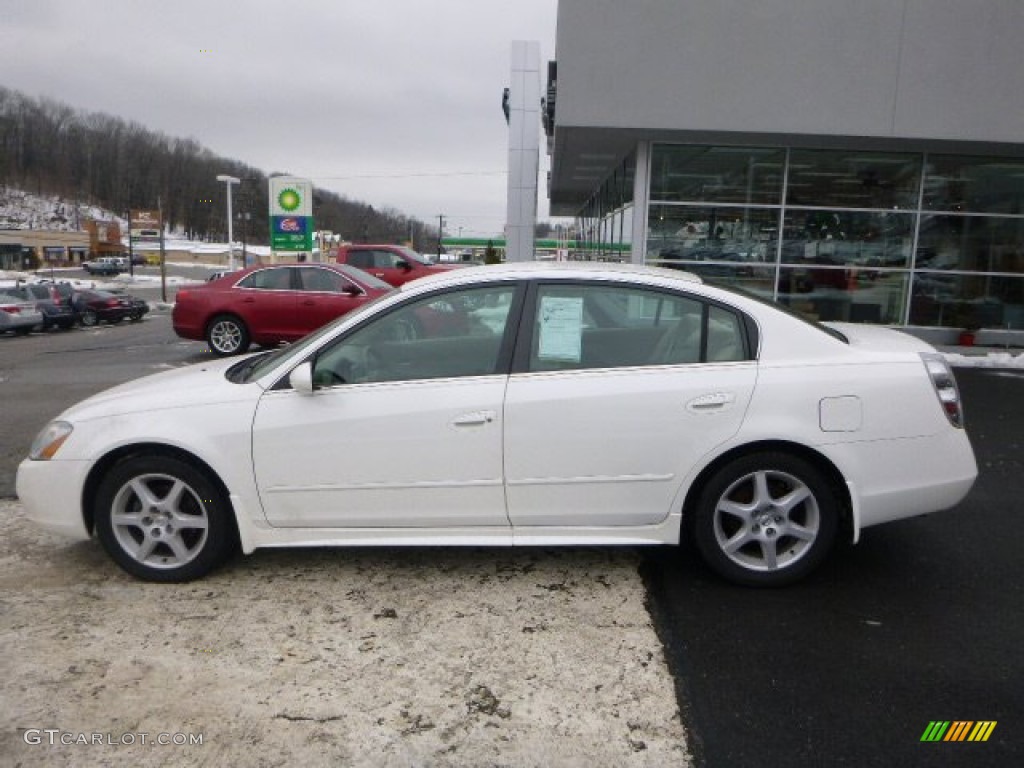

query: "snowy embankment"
xmin=1 ymin=266 xmax=205 ymax=310
xmin=944 ymin=351 xmax=1024 ymax=369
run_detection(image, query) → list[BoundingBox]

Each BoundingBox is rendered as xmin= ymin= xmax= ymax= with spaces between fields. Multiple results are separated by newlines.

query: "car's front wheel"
xmin=94 ymin=455 xmax=236 ymax=582
xmin=206 ymin=315 xmax=250 ymax=356
xmin=80 ymin=309 xmax=98 ymax=327
xmin=691 ymin=452 xmax=840 ymax=587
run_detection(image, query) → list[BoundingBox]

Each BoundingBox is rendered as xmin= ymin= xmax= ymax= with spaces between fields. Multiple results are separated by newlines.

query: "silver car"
xmin=0 ymin=291 xmax=44 ymax=334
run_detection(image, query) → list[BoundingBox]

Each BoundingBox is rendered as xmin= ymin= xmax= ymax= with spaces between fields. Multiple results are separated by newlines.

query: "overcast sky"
xmin=2 ymin=0 xmax=560 ymax=239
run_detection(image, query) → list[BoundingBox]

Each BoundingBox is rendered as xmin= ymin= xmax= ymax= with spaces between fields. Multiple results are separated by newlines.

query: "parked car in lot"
xmin=335 ymin=244 xmax=457 ymax=287
xmin=18 ymin=262 xmax=978 ymax=585
xmin=6 ymin=283 xmax=76 ymax=330
xmin=0 ymin=291 xmax=43 ymax=335
xmin=72 ymin=289 xmax=149 ymax=326
xmin=172 ymin=262 xmax=391 ymax=356
xmin=82 ymin=256 xmax=126 ymax=275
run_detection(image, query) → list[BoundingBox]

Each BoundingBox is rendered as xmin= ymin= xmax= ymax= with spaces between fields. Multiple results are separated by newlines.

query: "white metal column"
xmin=505 ymin=41 xmax=541 ymax=262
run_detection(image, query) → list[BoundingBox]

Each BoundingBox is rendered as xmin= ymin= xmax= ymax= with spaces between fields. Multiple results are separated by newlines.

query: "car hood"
xmin=60 ymin=356 xmax=263 ymax=423
xmin=824 ymin=322 xmax=936 ymax=354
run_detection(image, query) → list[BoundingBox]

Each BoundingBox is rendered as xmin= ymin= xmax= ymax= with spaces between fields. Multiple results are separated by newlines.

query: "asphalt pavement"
xmin=641 ymin=367 xmax=1022 ymax=768
xmin=2 ymin=292 xmax=1021 ymax=766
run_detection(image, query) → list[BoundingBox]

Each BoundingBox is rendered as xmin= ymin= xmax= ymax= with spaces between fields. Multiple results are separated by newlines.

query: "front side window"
xmin=375 ymin=250 xmax=406 ymax=268
xmin=527 ymin=283 xmax=749 ymax=372
xmin=346 ymin=251 xmax=373 ymax=269
xmin=312 ymin=285 xmax=517 ymax=386
xmin=297 ymin=267 xmax=350 ymax=293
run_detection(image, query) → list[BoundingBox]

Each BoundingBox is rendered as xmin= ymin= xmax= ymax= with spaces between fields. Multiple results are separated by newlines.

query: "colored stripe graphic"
xmin=945 ymin=721 xmax=973 ymax=741
xmin=921 ymin=720 xmax=997 ymax=742
xmin=968 ymin=722 xmax=997 ymax=742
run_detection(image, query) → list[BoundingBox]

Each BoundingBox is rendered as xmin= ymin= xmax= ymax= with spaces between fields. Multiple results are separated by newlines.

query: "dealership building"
xmin=545 ymin=0 xmax=1024 ymax=339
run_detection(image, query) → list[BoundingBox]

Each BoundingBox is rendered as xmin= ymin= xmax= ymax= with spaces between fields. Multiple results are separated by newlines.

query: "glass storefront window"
xmin=787 ymin=149 xmax=921 ymax=210
xmin=915 ymin=214 xmax=1024 ymax=273
xmin=651 ymin=145 xmax=784 ymax=205
xmin=922 ymin=155 xmax=1024 ymax=214
xmin=667 ymin=263 xmax=779 ymax=300
xmin=777 ymin=267 xmax=908 ymax=325
xmin=647 ymin=205 xmax=780 ymax=265
xmin=910 ymin=273 xmax=1024 ymax=330
xmin=581 ymin=143 xmax=1024 ymax=329
xmin=781 ymin=210 xmax=915 ymax=268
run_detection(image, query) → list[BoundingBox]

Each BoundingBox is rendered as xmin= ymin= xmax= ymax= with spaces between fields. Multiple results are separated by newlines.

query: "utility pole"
xmin=158 ymin=196 xmax=167 ymax=303
xmin=437 ymin=214 xmax=445 ymax=258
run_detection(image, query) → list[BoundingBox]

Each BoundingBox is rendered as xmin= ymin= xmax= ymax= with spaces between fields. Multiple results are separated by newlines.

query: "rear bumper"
xmin=834 ymin=429 xmax=978 ymax=538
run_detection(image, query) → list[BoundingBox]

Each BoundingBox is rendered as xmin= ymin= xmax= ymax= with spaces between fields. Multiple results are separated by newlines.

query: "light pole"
xmin=216 ymin=174 xmax=240 ymax=270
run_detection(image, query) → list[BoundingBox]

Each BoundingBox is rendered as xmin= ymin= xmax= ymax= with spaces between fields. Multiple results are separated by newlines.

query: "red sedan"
xmin=173 ymin=263 xmax=391 ymax=356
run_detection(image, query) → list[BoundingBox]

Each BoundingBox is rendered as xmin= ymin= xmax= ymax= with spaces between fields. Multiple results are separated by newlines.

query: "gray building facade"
xmin=547 ymin=0 xmax=1024 ymax=335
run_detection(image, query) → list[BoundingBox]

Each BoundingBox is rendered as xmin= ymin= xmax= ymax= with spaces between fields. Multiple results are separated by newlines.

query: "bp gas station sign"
xmin=269 ymin=177 xmax=314 ymax=253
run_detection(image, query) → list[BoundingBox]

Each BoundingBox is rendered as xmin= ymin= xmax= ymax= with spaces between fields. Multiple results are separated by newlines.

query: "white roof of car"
xmin=400 ymin=260 xmax=703 ymax=291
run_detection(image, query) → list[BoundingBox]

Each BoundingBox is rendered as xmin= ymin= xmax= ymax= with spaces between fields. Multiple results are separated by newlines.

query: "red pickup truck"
xmin=335 ymin=244 xmax=456 ymax=287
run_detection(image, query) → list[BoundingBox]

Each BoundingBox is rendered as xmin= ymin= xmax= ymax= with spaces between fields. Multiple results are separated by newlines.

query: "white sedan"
xmin=17 ymin=263 xmax=977 ymax=586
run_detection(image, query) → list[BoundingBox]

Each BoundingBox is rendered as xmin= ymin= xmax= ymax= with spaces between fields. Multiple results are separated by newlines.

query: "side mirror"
xmin=289 ymin=361 xmax=315 ymax=395
xmin=395 ymin=260 xmax=413 ymax=271
xmin=342 ymin=283 xmax=362 ymax=296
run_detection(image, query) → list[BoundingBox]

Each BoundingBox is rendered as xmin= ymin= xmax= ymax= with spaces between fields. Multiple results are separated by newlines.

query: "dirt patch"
xmin=0 ymin=500 xmax=690 ymax=766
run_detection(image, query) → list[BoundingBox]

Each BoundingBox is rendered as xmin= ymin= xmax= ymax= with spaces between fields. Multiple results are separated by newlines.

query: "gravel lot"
xmin=0 ymin=499 xmax=689 ymax=767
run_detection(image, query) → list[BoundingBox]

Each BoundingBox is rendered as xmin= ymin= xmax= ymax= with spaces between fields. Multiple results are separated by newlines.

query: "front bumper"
xmin=15 ymin=458 xmax=92 ymax=541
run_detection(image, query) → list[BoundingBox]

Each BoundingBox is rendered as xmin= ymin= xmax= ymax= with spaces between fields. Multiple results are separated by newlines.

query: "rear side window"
xmin=238 ymin=268 xmax=293 ymax=290
xmin=526 ymin=283 xmax=752 ymax=372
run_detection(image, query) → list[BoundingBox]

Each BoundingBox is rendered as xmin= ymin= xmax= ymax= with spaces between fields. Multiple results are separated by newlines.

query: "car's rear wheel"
xmin=207 ymin=315 xmax=250 ymax=356
xmin=94 ymin=455 xmax=236 ymax=582
xmin=80 ymin=309 xmax=98 ymax=327
xmin=691 ymin=452 xmax=839 ymax=587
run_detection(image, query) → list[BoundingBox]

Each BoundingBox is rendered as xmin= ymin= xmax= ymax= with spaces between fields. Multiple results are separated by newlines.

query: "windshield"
xmin=229 ymin=290 xmax=397 ymax=383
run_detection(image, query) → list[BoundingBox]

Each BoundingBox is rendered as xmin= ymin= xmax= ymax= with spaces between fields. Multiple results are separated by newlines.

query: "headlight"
xmin=29 ymin=421 xmax=74 ymax=460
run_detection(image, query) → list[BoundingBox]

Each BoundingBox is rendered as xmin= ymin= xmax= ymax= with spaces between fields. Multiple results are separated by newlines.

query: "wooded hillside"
xmin=0 ymin=85 xmax=436 ymax=248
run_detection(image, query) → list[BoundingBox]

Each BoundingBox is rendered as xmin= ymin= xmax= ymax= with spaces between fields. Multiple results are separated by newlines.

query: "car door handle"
xmin=687 ymin=392 xmax=736 ymax=412
xmin=452 ymin=410 xmax=496 ymax=427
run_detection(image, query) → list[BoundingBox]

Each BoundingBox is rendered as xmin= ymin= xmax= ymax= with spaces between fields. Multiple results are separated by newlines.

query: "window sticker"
xmin=538 ymin=296 xmax=584 ymax=362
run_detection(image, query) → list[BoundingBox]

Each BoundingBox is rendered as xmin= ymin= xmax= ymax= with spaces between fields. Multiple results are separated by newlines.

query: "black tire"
xmin=691 ymin=452 xmax=840 ymax=587
xmin=129 ymin=311 xmax=143 ymax=322
xmin=14 ymin=326 xmax=33 ymax=336
xmin=80 ymin=309 xmax=98 ymax=327
xmin=206 ymin=314 xmax=250 ymax=356
xmin=94 ymin=455 xmax=236 ymax=582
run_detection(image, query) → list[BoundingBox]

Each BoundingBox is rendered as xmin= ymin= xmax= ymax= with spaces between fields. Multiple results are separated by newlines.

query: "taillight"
xmin=920 ymin=353 xmax=964 ymax=428
xmin=104 ymin=299 xmax=120 ymax=308
xmin=1 ymin=306 xmax=19 ymax=314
